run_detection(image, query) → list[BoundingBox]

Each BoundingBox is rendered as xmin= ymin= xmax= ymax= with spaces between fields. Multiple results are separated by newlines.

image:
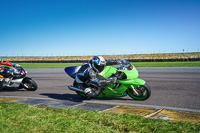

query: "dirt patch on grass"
xmin=0 ymin=97 xmax=22 ymax=103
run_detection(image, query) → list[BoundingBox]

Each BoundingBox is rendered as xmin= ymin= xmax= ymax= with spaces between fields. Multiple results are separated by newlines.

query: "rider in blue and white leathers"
xmin=75 ymin=56 xmax=118 ymax=98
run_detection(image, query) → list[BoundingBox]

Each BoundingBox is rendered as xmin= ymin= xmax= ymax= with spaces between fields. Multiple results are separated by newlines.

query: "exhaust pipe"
xmin=68 ymin=85 xmax=84 ymax=93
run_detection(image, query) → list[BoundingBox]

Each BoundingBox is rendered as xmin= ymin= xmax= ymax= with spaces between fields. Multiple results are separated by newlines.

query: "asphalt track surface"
xmin=1 ymin=67 xmax=200 ymax=112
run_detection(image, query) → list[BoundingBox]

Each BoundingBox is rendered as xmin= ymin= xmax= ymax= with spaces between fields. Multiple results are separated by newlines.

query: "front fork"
xmin=129 ymin=85 xmax=140 ymax=96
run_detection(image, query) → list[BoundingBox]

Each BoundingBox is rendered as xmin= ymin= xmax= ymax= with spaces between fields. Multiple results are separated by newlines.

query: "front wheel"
xmin=22 ymin=78 xmax=38 ymax=91
xmin=127 ymin=83 xmax=151 ymax=100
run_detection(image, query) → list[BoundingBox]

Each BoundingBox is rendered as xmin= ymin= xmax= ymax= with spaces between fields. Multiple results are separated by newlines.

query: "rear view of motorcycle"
xmin=0 ymin=66 xmax=38 ymax=91
xmin=65 ymin=58 xmax=151 ymax=100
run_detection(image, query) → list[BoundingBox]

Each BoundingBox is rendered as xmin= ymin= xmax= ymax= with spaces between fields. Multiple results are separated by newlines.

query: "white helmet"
xmin=91 ymin=56 xmax=106 ymax=73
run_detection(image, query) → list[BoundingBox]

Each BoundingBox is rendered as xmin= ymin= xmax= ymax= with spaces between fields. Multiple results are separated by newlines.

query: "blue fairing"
xmin=64 ymin=66 xmax=81 ymax=79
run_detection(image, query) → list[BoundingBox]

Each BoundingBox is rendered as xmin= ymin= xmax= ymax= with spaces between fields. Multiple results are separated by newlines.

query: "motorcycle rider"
xmin=75 ymin=56 xmax=119 ymax=98
xmin=0 ymin=57 xmax=20 ymax=89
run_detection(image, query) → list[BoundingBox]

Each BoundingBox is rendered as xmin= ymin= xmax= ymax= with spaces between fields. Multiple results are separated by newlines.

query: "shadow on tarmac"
xmin=40 ymin=93 xmax=131 ymax=102
xmin=0 ymin=88 xmax=26 ymax=92
xmin=40 ymin=93 xmax=84 ymax=102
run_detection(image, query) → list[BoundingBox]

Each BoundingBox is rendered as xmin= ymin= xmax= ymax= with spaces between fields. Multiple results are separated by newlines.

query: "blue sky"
xmin=0 ymin=0 xmax=200 ymax=56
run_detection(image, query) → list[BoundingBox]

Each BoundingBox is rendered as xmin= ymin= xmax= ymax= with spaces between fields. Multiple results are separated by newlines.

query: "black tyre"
xmin=23 ymin=79 xmax=38 ymax=91
xmin=127 ymin=83 xmax=151 ymax=100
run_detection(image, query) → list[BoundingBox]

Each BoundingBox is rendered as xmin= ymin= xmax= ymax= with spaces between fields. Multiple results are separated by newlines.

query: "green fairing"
xmin=97 ymin=65 xmax=145 ymax=97
xmin=98 ymin=83 xmax=129 ymax=97
xmin=117 ymin=78 xmax=145 ymax=85
xmin=97 ymin=66 xmax=117 ymax=80
xmin=70 ymin=59 xmax=151 ymax=100
xmin=0 ymin=65 xmax=15 ymax=70
xmin=1 ymin=65 xmax=11 ymax=68
xmin=118 ymin=69 xmax=138 ymax=79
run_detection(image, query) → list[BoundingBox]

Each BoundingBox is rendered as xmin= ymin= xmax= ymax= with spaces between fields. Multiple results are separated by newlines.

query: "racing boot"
xmin=84 ymin=87 xmax=95 ymax=99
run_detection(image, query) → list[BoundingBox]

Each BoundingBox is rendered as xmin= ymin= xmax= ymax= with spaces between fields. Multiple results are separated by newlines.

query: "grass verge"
xmin=18 ymin=61 xmax=200 ymax=68
xmin=0 ymin=103 xmax=199 ymax=133
xmin=131 ymin=61 xmax=200 ymax=67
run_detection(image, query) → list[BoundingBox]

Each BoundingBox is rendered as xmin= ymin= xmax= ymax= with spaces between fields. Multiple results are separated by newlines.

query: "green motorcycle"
xmin=65 ymin=58 xmax=151 ymax=100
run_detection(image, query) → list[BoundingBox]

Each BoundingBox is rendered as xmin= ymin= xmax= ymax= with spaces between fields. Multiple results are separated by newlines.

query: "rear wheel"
xmin=127 ymin=83 xmax=151 ymax=100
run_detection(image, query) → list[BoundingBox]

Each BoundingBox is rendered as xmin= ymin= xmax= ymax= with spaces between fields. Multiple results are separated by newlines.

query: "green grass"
xmin=132 ymin=61 xmax=200 ymax=67
xmin=18 ymin=61 xmax=200 ymax=68
xmin=0 ymin=103 xmax=199 ymax=133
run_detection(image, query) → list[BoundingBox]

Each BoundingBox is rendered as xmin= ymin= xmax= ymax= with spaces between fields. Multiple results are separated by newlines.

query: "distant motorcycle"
xmin=65 ymin=58 xmax=151 ymax=100
xmin=0 ymin=66 xmax=38 ymax=91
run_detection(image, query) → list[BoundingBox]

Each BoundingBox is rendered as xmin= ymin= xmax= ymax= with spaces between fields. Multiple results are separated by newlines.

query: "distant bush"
xmin=2 ymin=52 xmax=200 ymax=62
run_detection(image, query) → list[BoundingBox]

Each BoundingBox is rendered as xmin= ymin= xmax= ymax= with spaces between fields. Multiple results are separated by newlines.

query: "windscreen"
xmin=113 ymin=58 xmax=134 ymax=70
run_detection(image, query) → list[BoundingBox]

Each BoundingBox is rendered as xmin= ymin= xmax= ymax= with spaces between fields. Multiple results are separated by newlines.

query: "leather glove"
xmin=106 ymin=77 xmax=117 ymax=84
